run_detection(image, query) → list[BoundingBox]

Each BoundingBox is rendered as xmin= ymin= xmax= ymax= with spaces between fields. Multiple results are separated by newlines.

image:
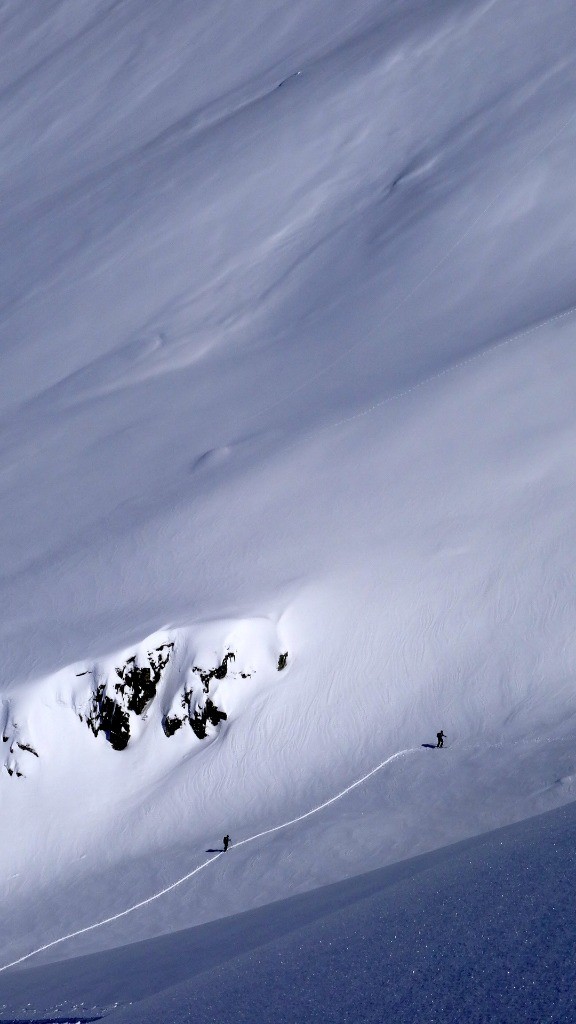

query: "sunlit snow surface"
xmin=2 ymin=0 xmax=576 ymax=1015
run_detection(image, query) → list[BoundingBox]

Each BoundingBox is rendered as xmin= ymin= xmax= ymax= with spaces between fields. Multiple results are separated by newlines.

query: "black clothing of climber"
xmin=223 ymin=835 xmax=231 ymax=852
xmin=436 ymin=731 xmax=445 ymax=748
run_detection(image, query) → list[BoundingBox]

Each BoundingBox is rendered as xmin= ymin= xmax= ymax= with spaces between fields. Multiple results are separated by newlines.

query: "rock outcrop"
xmin=86 ymin=643 xmax=174 ymax=750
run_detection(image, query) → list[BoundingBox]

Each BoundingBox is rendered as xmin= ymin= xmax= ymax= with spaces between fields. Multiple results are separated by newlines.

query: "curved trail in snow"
xmin=0 ymin=747 xmax=414 ymax=973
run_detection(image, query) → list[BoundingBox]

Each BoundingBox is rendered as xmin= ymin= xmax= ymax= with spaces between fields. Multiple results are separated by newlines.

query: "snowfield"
xmin=1 ymin=0 xmax=576 ymax=1018
xmin=2 ymin=802 xmax=575 ymax=1022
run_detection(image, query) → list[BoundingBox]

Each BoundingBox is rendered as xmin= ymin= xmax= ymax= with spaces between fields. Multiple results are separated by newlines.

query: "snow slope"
xmin=2 ymin=800 xmax=575 ymax=1022
xmin=2 ymin=0 xmax=576 ymax=982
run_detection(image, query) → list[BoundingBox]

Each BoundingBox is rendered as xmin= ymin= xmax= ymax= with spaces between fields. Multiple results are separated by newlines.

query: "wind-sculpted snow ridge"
xmin=0 ymin=747 xmax=411 ymax=973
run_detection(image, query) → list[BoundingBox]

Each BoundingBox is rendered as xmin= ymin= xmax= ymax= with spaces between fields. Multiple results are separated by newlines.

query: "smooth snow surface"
xmin=1 ymin=0 xmax=576 ymax=1010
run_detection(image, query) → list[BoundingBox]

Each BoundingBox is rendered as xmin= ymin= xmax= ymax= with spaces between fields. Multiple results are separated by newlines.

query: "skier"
xmin=223 ymin=834 xmax=231 ymax=852
xmin=436 ymin=730 xmax=445 ymax=748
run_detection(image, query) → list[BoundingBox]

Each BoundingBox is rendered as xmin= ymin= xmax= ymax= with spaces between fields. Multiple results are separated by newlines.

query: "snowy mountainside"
xmin=2 ymin=0 xmax=576 ymax=970
xmin=2 ymin=619 xmax=287 ymax=769
xmin=2 ymin=800 xmax=576 ymax=1023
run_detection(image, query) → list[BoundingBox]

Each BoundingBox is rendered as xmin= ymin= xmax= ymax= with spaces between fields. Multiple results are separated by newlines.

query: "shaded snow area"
xmin=1 ymin=802 xmax=575 ymax=1023
xmin=2 ymin=0 xmax=576 ymax=1017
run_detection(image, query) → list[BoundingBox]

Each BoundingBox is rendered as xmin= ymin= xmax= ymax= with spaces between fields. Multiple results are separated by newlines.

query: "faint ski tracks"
xmin=0 ymin=748 xmax=413 ymax=973
xmin=4 ymin=0 xmax=576 ymax=985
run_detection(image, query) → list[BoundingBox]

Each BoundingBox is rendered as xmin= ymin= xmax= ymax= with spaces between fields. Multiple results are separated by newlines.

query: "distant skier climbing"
xmin=436 ymin=730 xmax=445 ymax=748
xmin=223 ymin=835 xmax=231 ymax=852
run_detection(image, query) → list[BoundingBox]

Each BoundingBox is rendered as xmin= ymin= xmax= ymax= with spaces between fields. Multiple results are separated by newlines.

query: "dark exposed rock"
xmin=86 ymin=644 xmax=173 ymax=750
xmin=87 ymin=684 xmax=104 ymax=736
xmin=208 ymin=699 xmax=227 ymax=727
xmin=17 ymin=742 xmax=39 ymax=758
xmin=193 ymin=652 xmax=235 ymax=693
xmin=86 ymin=683 xmax=131 ymax=750
xmin=190 ymin=698 xmax=227 ymax=740
xmin=165 ymin=683 xmax=228 ymax=742
xmin=160 ymin=648 xmax=243 ymax=741
xmin=162 ymin=714 xmax=183 ymax=738
xmin=102 ymin=697 xmax=130 ymax=750
xmin=89 ymin=687 xmax=130 ymax=751
xmin=115 ymin=663 xmax=154 ymax=715
xmin=115 ymin=645 xmax=173 ymax=715
xmin=278 ymin=652 xmax=288 ymax=671
xmin=81 ymin=641 xmax=230 ymax=749
xmin=214 ymin=652 xmax=235 ymax=679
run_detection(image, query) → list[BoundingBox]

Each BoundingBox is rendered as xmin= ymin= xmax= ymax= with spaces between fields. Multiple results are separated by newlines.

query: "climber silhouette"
xmin=223 ymin=835 xmax=231 ymax=852
xmin=436 ymin=730 xmax=445 ymax=748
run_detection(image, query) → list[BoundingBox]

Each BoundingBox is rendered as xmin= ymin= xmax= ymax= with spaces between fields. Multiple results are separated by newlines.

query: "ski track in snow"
xmin=4 ymin=79 xmax=575 ymax=980
xmin=3 ymin=0 xmax=576 ymax=998
xmin=0 ymin=748 xmax=413 ymax=974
